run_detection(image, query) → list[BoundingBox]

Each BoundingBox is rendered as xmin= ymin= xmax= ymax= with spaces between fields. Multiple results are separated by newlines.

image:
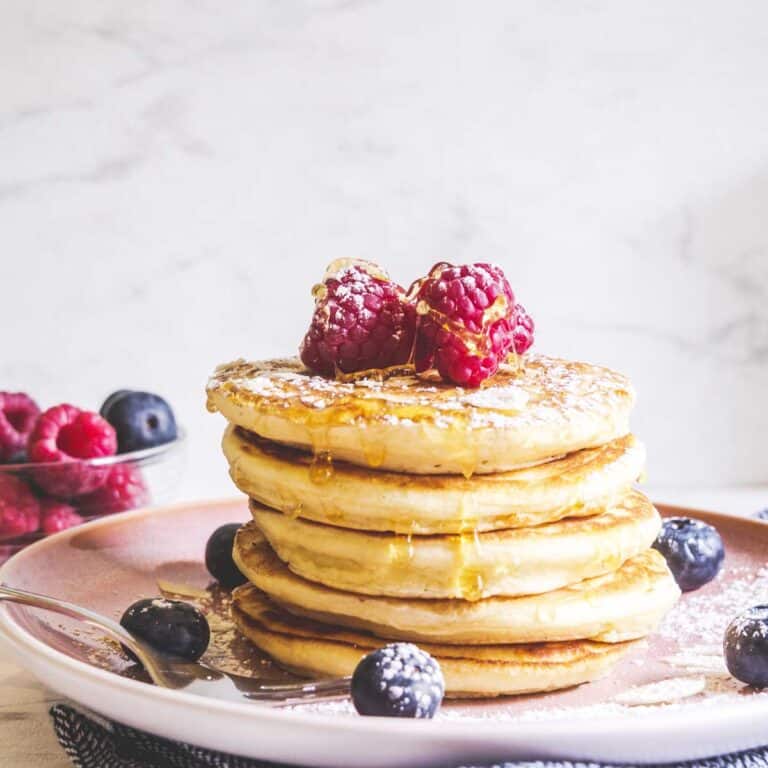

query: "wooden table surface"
xmin=0 ymin=655 xmax=70 ymax=767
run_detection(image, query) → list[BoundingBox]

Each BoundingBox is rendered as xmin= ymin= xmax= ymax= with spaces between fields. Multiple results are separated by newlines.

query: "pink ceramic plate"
xmin=1 ymin=499 xmax=767 ymax=768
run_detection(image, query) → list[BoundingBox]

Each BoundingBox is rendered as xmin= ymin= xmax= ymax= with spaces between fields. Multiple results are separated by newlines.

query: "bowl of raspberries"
xmin=0 ymin=390 xmax=184 ymax=563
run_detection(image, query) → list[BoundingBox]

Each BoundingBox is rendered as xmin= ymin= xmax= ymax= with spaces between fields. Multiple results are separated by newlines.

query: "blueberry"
xmin=101 ymin=391 xmax=177 ymax=453
xmin=724 ymin=605 xmax=768 ymax=687
xmin=99 ymin=390 xmax=134 ymax=419
xmin=205 ymin=523 xmax=247 ymax=589
xmin=755 ymin=509 xmax=768 ymax=522
xmin=652 ymin=516 xmax=724 ymax=592
xmin=351 ymin=642 xmax=444 ymax=718
xmin=120 ymin=598 xmax=209 ymax=661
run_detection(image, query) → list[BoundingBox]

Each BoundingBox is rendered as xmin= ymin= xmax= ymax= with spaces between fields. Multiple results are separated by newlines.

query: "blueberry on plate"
xmin=101 ymin=391 xmax=178 ymax=453
xmin=652 ymin=516 xmax=724 ymax=592
xmin=120 ymin=598 xmax=209 ymax=661
xmin=724 ymin=605 xmax=768 ymax=687
xmin=351 ymin=642 xmax=445 ymax=718
xmin=755 ymin=509 xmax=768 ymax=522
xmin=205 ymin=523 xmax=247 ymax=589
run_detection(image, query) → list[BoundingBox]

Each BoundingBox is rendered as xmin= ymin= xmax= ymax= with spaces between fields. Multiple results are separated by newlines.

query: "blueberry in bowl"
xmin=120 ymin=598 xmax=210 ymax=662
xmin=0 ymin=389 xmax=185 ymax=564
xmin=99 ymin=390 xmax=134 ymax=420
xmin=100 ymin=391 xmax=178 ymax=453
xmin=351 ymin=642 xmax=444 ymax=718
xmin=724 ymin=605 xmax=768 ymax=687
xmin=652 ymin=516 xmax=724 ymax=592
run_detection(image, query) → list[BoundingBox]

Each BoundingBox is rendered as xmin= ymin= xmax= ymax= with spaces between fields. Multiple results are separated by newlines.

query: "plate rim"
xmin=1 ymin=497 xmax=768 ymax=749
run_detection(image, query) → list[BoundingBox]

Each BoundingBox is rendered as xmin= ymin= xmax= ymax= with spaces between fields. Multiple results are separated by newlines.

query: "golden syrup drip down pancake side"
xmin=224 ymin=427 xmax=646 ymax=534
xmin=233 ymin=526 xmax=680 ymax=646
xmin=207 ymin=354 xmax=636 ymax=475
xmin=250 ymin=490 xmax=661 ymax=600
xmin=230 ymin=586 xmax=641 ymax=698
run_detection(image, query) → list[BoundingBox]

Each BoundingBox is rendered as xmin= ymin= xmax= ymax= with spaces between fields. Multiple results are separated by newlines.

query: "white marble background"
xmin=1 ymin=0 xmax=767 ymax=501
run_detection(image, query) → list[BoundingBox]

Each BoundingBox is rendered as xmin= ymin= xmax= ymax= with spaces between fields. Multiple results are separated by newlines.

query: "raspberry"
xmin=76 ymin=464 xmax=149 ymax=516
xmin=0 ymin=474 xmax=41 ymax=540
xmin=0 ymin=392 xmax=40 ymax=462
xmin=512 ymin=302 xmax=535 ymax=355
xmin=413 ymin=262 xmax=518 ymax=387
xmin=40 ymin=499 xmax=83 ymax=535
xmin=28 ymin=404 xmax=117 ymax=498
xmin=300 ymin=259 xmax=416 ymax=377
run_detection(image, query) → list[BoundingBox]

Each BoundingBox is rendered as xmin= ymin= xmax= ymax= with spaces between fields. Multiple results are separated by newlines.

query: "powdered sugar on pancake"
xmin=207 ymin=354 xmax=633 ymax=431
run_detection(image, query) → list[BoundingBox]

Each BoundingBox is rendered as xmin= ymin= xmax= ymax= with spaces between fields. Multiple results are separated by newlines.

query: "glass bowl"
xmin=0 ymin=431 xmax=186 ymax=564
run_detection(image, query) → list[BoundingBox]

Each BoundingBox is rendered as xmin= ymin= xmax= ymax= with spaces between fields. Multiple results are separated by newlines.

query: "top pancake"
xmin=207 ymin=354 xmax=635 ymax=475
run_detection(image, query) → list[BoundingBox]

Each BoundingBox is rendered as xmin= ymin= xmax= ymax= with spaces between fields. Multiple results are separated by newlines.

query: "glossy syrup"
xmin=455 ymin=493 xmax=485 ymax=601
xmin=308 ymin=452 xmax=334 ymax=484
xmin=387 ymin=532 xmax=415 ymax=566
xmin=307 ymin=424 xmax=336 ymax=485
xmin=290 ymin=401 xmax=490 ymax=596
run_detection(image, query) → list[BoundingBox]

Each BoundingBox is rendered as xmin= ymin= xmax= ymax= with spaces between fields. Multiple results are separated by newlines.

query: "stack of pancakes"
xmin=206 ymin=354 xmax=680 ymax=697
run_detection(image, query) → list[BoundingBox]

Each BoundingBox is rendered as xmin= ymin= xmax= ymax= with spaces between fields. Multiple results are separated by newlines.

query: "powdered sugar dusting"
xmin=657 ymin=565 xmax=768 ymax=643
xmin=613 ymin=676 xmax=706 ymax=705
xmin=279 ymin=559 xmax=768 ymax=723
xmin=207 ymin=354 xmax=633 ymax=431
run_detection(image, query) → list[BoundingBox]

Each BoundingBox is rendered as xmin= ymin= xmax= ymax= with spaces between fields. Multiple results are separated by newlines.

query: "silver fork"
xmin=0 ymin=584 xmax=351 ymax=705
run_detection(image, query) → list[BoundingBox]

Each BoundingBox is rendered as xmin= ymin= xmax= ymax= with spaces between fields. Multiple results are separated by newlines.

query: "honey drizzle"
xmin=414 ymin=292 xmax=509 ymax=360
xmin=458 ymin=424 xmax=480 ymax=479
xmin=387 ymin=532 xmax=415 ymax=565
xmin=308 ymin=425 xmax=335 ymax=485
xmin=455 ymin=492 xmax=485 ymax=601
xmin=285 ymin=500 xmax=303 ymax=519
xmin=308 ymin=451 xmax=334 ymax=484
xmin=359 ymin=429 xmax=386 ymax=469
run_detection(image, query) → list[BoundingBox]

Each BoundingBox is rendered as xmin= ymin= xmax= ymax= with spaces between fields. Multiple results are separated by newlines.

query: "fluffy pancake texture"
xmin=207 ymin=354 xmax=635 ymax=475
xmin=231 ymin=586 xmax=640 ymax=698
xmin=225 ymin=426 xmax=646 ymax=534
xmin=250 ymin=490 xmax=661 ymax=599
xmin=233 ymin=526 xmax=680 ymax=645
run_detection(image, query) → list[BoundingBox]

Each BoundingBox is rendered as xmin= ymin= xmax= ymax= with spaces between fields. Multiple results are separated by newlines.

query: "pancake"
xmin=249 ymin=490 xmax=660 ymax=600
xmin=225 ymin=426 xmax=645 ymax=534
xmin=207 ymin=354 xmax=635 ymax=475
xmin=233 ymin=527 xmax=679 ymax=645
xmin=231 ymin=586 xmax=641 ymax=698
